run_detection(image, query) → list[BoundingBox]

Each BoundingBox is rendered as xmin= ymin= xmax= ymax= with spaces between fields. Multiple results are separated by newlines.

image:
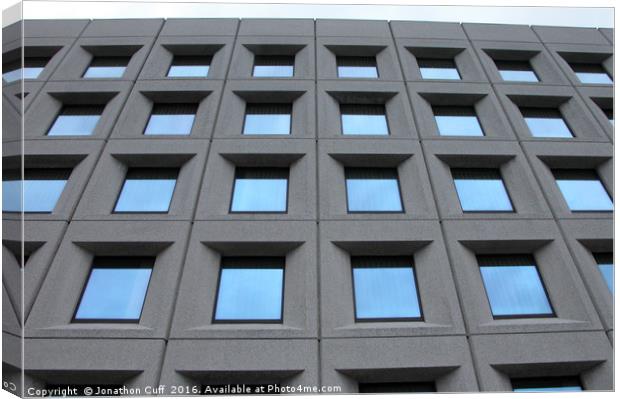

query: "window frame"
xmin=432 ymin=106 xmax=485 ymax=137
xmin=477 ymin=255 xmax=556 ymax=320
xmin=336 ymin=55 xmax=380 ymax=79
xmin=350 ymin=256 xmax=424 ymax=323
xmin=340 ymin=104 xmax=391 ymax=136
xmin=417 ymin=58 xmax=461 ymax=81
xmin=2 ymin=168 xmax=72 ymax=214
xmin=71 ymin=257 xmax=155 ymax=324
xmin=82 ymin=56 xmax=131 ymax=79
xmin=552 ymin=169 xmax=613 ymax=213
xmin=451 ymin=168 xmax=515 ymax=213
xmin=166 ymin=54 xmax=212 ymax=78
xmin=241 ymin=103 xmax=293 ymax=136
xmin=211 ymin=257 xmax=286 ymax=324
xmin=229 ymin=167 xmax=290 ymax=214
xmin=46 ymin=105 xmax=105 ymax=137
xmin=494 ymin=59 xmax=540 ymax=83
xmin=143 ymin=103 xmax=198 ymax=136
xmin=252 ymin=54 xmax=295 ymax=78
xmin=344 ymin=167 xmax=405 ymax=214
xmin=112 ymin=168 xmax=179 ymax=214
xmin=520 ymin=107 xmax=574 ymax=138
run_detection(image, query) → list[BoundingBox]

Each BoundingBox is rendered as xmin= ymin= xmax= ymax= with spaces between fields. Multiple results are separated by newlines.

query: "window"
xmin=478 ymin=255 xmax=553 ymax=318
xmin=73 ymin=257 xmax=153 ymax=322
xmin=47 ymin=105 xmax=103 ymax=136
xmin=452 ymin=169 xmax=513 ymax=212
xmin=337 ymin=56 xmax=378 ymax=78
xmin=602 ymin=107 xmax=613 ymax=125
xmin=352 ymin=257 xmax=421 ymax=321
xmin=83 ymin=56 xmax=129 ymax=78
xmin=553 ymin=170 xmax=613 ymax=212
xmin=570 ymin=63 xmax=612 ymax=84
xmin=417 ymin=58 xmax=460 ymax=80
xmin=433 ymin=106 xmax=484 ymax=137
xmin=2 ymin=169 xmax=70 ymax=213
xmin=512 ymin=377 xmax=583 ymax=392
xmin=345 ymin=168 xmax=403 ymax=213
xmin=230 ymin=168 xmax=288 ymax=213
xmin=253 ymin=55 xmax=294 ymax=78
xmin=358 ymin=382 xmax=436 ymax=393
xmin=213 ymin=257 xmax=284 ymax=322
xmin=114 ymin=168 xmax=178 ymax=213
xmin=3 ymin=57 xmax=49 ymax=82
xmin=243 ymin=103 xmax=292 ymax=135
xmin=593 ymin=253 xmax=613 ymax=294
xmin=495 ymin=60 xmax=538 ymax=82
xmin=341 ymin=104 xmax=389 ymax=136
xmin=167 ymin=55 xmax=211 ymax=77
xmin=144 ymin=103 xmax=197 ymax=136
xmin=521 ymin=108 xmax=572 ymax=138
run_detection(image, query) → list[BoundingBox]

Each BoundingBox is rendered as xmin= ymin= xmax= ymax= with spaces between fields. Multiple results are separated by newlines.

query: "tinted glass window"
xmin=83 ymin=56 xmax=130 ymax=78
xmin=478 ymin=255 xmax=553 ymax=318
xmin=144 ymin=103 xmax=197 ymax=135
xmin=214 ymin=257 xmax=284 ymax=322
xmin=74 ymin=257 xmax=153 ymax=321
xmin=48 ymin=105 xmax=103 ymax=136
xmin=593 ymin=253 xmax=613 ymax=294
xmin=352 ymin=257 xmax=421 ymax=320
xmin=521 ymin=108 xmax=572 ymax=138
xmin=243 ymin=103 xmax=291 ymax=135
xmin=346 ymin=168 xmax=403 ymax=212
xmin=495 ymin=60 xmax=538 ymax=82
xmin=253 ymin=55 xmax=294 ymax=77
xmin=359 ymin=382 xmax=436 ymax=393
xmin=571 ymin=63 xmax=612 ymax=84
xmin=418 ymin=58 xmax=460 ymax=80
xmin=337 ymin=56 xmax=378 ymax=78
xmin=602 ymin=107 xmax=613 ymax=124
xmin=453 ymin=169 xmax=513 ymax=212
xmin=341 ymin=104 xmax=389 ymax=136
xmin=512 ymin=377 xmax=583 ymax=392
xmin=433 ymin=106 xmax=484 ymax=136
xmin=2 ymin=169 xmax=70 ymax=213
xmin=168 ymin=55 xmax=211 ymax=77
xmin=114 ymin=168 xmax=178 ymax=213
xmin=3 ymin=57 xmax=48 ymax=82
xmin=230 ymin=168 xmax=288 ymax=213
xmin=553 ymin=169 xmax=613 ymax=212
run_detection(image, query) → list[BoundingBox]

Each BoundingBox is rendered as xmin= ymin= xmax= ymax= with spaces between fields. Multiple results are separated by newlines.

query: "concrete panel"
xmin=532 ymin=26 xmax=609 ymax=45
xmin=239 ymin=19 xmax=314 ymax=37
xmin=81 ymin=19 xmax=163 ymax=37
xmin=23 ymin=19 xmax=89 ymax=38
xmin=160 ymin=18 xmax=238 ymax=37
xmin=391 ymin=21 xmax=466 ymax=40
xmin=316 ymin=19 xmax=390 ymax=38
xmin=463 ymin=23 xmax=539 ymax=42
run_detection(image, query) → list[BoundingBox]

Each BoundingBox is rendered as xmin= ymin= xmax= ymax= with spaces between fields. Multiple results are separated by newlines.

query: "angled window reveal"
xmin=352 ymin=256 xmax=422 ymax=321
xmin=114 ymin=168 xmax=178 ymax=213
xmin=418 ymin=58 xmax=460 ymax=80
xmin=478 ymin=255 xmax=553 ymax=318
xmin=83 ymin=56 xmax=130 ymax=79
xmin=243 ymin=103 xmax=292 ymax=135
xmin=452 ymin=168 xmax=513 ymax=212
xmin=495 ymin=60 xmax=539 ymax=82
xmin=569 ymin=62 xmax=612 ymax=85
xmin=74 ymin=257 xmax=154 ymax=322
xmin=168 ymin=55 xmax=212 ymax=78
xmin=553 ymin=169 xmax=613 ymax=212
xmin=3 ymin=57 xmax=49 ymax=82
xmin=144 ymin=103 xmax=197 ymax=136
xmin=337 ymin=56 xmax=379 ymax=79
xmin=3 ymin=169 xmax=70 ymax=213
xmin=512 ymin=377 xmax=583 ymax=392
xmin=521 ymin=108 xmax=573 ymax=138
xmin=593 ymin=253 xmax=613 ymax=294
xmin=230 ymin=168 xmax=289 ymax=213
xmin=253 ymin=55 xmax=294 ymax=78
xmin=47 ymin=105 xmax=104 ymax=136
xmin=433 ymin=106 xmax=484 ymax=137
xmin=345 ymin=168 xmax=403 ymax=213
xmin=341 ymin=104 xmax=389 ymax=136
xmin=214 ymin=257 xmax=285 ymax=322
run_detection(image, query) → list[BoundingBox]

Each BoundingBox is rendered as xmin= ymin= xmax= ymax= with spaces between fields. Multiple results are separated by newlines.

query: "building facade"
xmin=1 ymin=18 xmax=614 ymax=395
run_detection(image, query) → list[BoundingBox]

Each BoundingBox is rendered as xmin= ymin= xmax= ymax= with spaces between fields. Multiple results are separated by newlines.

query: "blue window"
xmin=144 ymin=103 xmax=197 ymax=136
xmin=352 ymin=257 xmax=422 ymax=321
xmin=346 ymin=168 xmax=403 ymax=213
xmin=337 ymin=56 xmax=378 ymax=79
xmin=74 ymin=257 xmax=153 ymax=322
xmin=512 ymin=377 xmax=583 ymax=392
xmin=3 ymin=169 xmax=70 ymax=213
xmin=253 ymin=55 xmax=294 ymax=78
xmin=114 ymin=168 xmax=178 ymax=213
xmin=478 ymin=255 xmax=553 ymax=318
xmin=47 ymin=105 xmax=103 ymax=136
xmin=341 ymin=104 xmax=389 ymax=136
xmin=3 ymin=57 xmax=48 ymax=82
xmin=167 ymin=55 xmax=211 ymax=77
xmin=243 ymin=103 xmax=291 ymax=135
xmin=214 ymin=257 xmax=284 ymax=322
xmin=495 ymin=60 xmax=538 ymax=82
xmin=230 ymin=168 xmax=288 ymax=213
xmin=594 ymin=253 xmax=613 ymax=294
xmin=570 ymin=63 xmax=612 ymax=84
xmin=553 ymin=169 xmax=613 ymax=212
xmin=521 ymin=108 xmax=572 ymax=138
xmin=433 ymin=106 xmax=484 ymax=136
xmin=83 ymin=56 xmax=129 ymax=78
xmin=418 ymin=58 xmax=460 ymax=80
xmin=452 ymin=169 xmax=513 ymax=212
